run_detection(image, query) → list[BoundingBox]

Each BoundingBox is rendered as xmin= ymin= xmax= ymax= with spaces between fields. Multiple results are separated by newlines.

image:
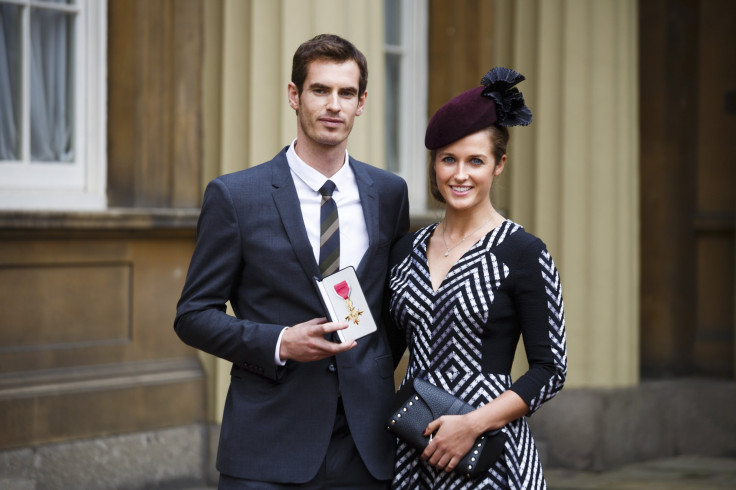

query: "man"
xmin=175 ymin=34 xmax=409 ymax=489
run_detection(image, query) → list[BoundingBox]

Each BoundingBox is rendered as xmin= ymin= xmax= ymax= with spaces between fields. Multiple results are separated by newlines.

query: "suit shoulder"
xmin=209 ymin=148 xmax=288 ymax=190
xmin=215 ymin=159 xmax=274 ymax=184
xmin=218 ymin=147 xmax=287 ymax=181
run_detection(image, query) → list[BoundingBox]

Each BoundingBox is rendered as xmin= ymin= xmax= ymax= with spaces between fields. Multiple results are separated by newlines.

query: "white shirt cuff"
xmin=274 ymin=327 xmax=288 ymax=366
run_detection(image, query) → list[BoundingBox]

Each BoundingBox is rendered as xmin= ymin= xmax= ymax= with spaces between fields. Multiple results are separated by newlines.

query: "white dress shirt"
xmin=286 ymin=140 xmax=369 ymax=268
xmin=275 ymin=139 xmax=370 ymax=363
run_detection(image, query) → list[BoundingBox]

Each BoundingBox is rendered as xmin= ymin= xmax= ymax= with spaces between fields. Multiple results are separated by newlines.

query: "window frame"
xmin=385 ymin=0 xmax=428 ymax=214
xmin=0 ymin=0 xmax=107 ymax=211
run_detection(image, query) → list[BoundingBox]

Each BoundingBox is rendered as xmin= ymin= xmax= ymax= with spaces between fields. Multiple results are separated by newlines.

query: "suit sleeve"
xmin=384 ymin=179 xmax=411 ymax=367
xmin=174 ymin=178 xmax=285 ymax=381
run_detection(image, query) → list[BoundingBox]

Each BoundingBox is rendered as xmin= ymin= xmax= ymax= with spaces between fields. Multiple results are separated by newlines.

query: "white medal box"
xmin=313 ymin=266 xmax=377 ymax=343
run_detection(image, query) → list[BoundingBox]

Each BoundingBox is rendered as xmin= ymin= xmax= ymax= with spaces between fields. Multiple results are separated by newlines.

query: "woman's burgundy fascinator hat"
xmin=424 ymin=67 xmax=532 ymax=150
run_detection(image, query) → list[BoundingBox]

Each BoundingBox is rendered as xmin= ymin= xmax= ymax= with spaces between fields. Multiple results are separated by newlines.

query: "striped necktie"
xmin=319 ymin=180 xmax=340 ymax=276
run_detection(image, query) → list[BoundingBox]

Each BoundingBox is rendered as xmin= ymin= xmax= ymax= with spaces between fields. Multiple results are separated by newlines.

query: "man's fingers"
xmin=320 ymin=321 xmax=350 ymax=334
xmin=297 ymin=317 xmax=327 ymax=327
xmin=281 ymin=318 xmax=356 ymax=362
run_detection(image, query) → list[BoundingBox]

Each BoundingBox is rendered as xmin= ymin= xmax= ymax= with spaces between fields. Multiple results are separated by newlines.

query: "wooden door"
xmin=640 ymin=0 xmax=736 ymax=377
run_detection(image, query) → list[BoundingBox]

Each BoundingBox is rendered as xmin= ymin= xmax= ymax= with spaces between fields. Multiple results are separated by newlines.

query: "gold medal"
xmin=334 ymin=280 xmax=364 ymax=324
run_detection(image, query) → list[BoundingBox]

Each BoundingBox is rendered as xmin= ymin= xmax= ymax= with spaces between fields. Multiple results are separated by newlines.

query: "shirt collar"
xmin=286 ymin=138 xmax=353 ymax=194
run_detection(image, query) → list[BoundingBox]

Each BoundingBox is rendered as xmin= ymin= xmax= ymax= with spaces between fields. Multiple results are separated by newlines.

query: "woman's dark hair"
xmin=291 ymin=34 xmax=368 ymax=96
xmin=428 ymin=125 xmax=509 ymax=204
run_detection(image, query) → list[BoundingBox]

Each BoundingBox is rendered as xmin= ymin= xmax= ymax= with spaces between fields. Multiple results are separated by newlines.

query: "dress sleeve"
xmin=507 ymin=238 xmax=567 ymax=414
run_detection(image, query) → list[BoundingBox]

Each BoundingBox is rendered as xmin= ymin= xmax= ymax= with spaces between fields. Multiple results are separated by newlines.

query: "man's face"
xmin=288 ymin=59 xmax=367 ymax=150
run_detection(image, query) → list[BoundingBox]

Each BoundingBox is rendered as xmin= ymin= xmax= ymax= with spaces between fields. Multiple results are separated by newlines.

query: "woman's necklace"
xmin=441 ymin=216 xmax=493 ymax=257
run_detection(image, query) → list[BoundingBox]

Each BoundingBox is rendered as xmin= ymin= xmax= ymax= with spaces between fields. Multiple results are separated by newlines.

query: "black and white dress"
xmin=389 ymin=220 xmax=567 ymax=489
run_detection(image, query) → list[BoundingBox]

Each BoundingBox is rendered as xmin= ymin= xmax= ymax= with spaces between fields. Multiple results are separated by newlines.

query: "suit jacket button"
xmin=328 ymin=363 xmax=337 ymax=373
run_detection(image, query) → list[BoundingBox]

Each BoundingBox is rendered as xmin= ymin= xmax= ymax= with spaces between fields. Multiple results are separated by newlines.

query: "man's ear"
xmin=355 ymin=90 xmax=367 ymax=116
xmin=287 ymin=82 xmax=299 ymax=111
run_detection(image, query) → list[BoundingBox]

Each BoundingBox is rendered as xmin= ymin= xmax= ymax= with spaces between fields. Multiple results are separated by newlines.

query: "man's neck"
xmin=292 ymin=139 xmax=347 ymax=178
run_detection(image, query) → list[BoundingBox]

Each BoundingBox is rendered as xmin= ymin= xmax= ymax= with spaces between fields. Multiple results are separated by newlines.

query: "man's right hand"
xmin=279 ymin=317 xmax=356 ymax=362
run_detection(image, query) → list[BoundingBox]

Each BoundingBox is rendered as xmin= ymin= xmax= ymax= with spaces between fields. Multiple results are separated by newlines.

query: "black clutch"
xmin=386 ymin=377 xmax=507 ymax=478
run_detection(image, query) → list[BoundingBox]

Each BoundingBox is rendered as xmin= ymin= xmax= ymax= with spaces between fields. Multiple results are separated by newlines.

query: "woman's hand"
xmin=419 ymin=391 xmax=527 ymax=473
xmin=420 ymin=414 xmax=482 ymax=473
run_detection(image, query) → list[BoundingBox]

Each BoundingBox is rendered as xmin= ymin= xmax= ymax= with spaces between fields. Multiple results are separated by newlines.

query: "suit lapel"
xmin=270 ymin=153 xmax=380 ymax=281
xmin=351 ymin=159 xmax=379 ymax=277
xmin=271 ymin=152 xmax=321 ymax=280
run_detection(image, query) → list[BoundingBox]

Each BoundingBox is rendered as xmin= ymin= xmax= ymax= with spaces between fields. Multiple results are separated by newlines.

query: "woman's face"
xmin=434 ymin=129 xmax=506 ymax=213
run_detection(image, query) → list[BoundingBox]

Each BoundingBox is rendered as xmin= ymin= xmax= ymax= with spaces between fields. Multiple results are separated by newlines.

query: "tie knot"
xmin=319 ymin=180 xmax=336 ymax=198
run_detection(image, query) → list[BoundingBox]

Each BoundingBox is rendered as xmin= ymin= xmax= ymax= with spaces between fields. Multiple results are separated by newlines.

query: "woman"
xmin=388 ymin=67 xmax=567 ymax=489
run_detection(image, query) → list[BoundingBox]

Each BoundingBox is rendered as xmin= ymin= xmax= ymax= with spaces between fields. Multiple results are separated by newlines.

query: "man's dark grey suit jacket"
xmin=175 ymin=147 xmax=410 ymax=483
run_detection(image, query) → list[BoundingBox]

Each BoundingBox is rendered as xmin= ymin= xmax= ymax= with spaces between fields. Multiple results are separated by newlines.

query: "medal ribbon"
xmin=333 ymin=280 xmax=363 ymax=325
xmin=334 ymin=281 xmax=350 ymax=300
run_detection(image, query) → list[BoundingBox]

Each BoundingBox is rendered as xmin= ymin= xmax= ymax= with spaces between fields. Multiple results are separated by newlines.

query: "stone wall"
xmin=530 ymin=379 xmax=736 ymax=471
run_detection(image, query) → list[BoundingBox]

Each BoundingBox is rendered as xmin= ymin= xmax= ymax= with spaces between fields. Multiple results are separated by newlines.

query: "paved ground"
xmin=545 ymin=456 xmax=736 ymax=489
xmin=179 ymin=456 xmax=736 ymax=489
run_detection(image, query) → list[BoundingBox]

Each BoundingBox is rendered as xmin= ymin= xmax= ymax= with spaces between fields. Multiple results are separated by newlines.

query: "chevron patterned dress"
xmin=389 ymin=220 xmax=567 ymax=489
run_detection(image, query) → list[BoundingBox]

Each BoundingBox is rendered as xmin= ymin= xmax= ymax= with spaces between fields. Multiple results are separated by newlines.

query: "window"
xmin=385 ymin=0 xmax=428 ymax=213
xmin=0 ymin=0 xmax=107 ymax=210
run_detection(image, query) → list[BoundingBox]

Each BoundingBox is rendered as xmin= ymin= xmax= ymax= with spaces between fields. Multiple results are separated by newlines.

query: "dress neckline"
xmin=424 ymin=219 xmax=509 ymax=294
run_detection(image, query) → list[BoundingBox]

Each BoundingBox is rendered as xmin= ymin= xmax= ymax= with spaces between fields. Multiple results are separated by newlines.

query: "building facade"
xmin=0 ymin=0 xmax=733 ymax=488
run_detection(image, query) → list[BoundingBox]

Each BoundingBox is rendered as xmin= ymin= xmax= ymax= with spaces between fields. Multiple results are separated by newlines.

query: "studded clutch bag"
xmin=386 ymin=377 xmax=508 ymax=478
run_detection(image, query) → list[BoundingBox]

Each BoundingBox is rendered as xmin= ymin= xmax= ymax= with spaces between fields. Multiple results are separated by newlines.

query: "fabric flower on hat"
xmin=480 ymin=67 xmax=532 ymax=127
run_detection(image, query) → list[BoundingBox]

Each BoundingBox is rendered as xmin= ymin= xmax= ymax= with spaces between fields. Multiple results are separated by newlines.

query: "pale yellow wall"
xmin=497 ymin=0 xmax=640 ymax=388
xmin=213 ymin=0 xmax=386 ymax=174
xmin=202 ymin=0 xmax=223 ymax=187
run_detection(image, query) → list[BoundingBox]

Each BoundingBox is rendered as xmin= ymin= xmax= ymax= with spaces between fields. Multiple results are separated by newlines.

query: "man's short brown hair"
xmin=291 ymin=34 xmax=368 ymax=95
